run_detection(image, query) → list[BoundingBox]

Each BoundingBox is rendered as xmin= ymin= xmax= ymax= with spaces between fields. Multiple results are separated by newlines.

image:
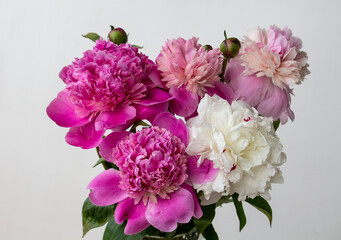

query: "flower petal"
xmin=181 ymin=184 xmax=203 ymax=219
xmin=169 ymin=86 xmax=199 ymax=117
xmin=146 ymin=188 xmax=195 ymax=232
xmin=153 ymin=112 xmax=188 ymax=145
xmin=87 ymin=169 xmax=128 ymax=206
xmin=46 ymin=89 xmax=90 ymax=127
xmin=139 ymin=88 xmax=173 ymax=106
xmin=99 ymin=131 xmax=130 ymax=163
xmin=135 ymin=102 xmax=169 ymax=122
xmin=187 ymin=156 xmax=219 ymax=185
xmin=95 ymin=106 xmax=136 ymax=131
xmin=114 ymin=198 xmax=150 ymax=235
xmin=207 ymin=81 xmax=233 ymax=103
xmin=148 ymin=66 xmax=167 ymax=88
xmin=65 ymin=121 xmax=104 ymax=149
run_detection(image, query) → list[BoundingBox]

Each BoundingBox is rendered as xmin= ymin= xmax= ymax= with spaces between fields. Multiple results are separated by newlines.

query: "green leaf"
xmin=131 ymin=44 xmax=143 ymax=49
xmin=245 ymin=196 xmax=272 ymax=226
xmin=202 ymin=224 xmax=218 ymax=240
xmin=82 ymin=198 xmax=114 ymax=237
xmin=193 ymin=204 xmax=216 ymax=233
xmin=110 ymin=25 xmax=115 ymax=30
xmin=93 ymin=158 xmax=106 ymax=168
xmin=82 ymin=32 xmax=101 ymax=42
xmin=215 ymin=195 xmax=232 ymax=207
xmin=273 ymin=119 xmax=280 ymax=131
xmin=232 ymin=194 xmax=247 ymax=231
xmin=103 ymin=219 xmax=154 ymax=240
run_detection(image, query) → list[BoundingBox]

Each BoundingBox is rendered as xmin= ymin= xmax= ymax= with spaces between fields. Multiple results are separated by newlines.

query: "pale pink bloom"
xmin=156 ymin=37 xmax=231 ymax=117
xmin=157 ymin=37 xmax=223 ymax=96
xmin=237 ymin=26 xmax=309 ymax=89
xmin=225 ymin=26 xmax=309 ymax=123
xmin=88 ymin=113 xmax=202 ymax=234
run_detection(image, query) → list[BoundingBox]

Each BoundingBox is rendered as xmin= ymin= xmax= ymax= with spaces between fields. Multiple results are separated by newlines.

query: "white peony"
xmin=186 ymin=95 xmax=286 ymax=203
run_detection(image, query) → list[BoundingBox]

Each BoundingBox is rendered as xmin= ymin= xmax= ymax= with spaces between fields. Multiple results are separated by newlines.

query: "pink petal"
xmin=187 ymin=156 xmax=219 ymax=185
xmin=207 ymin=81 xmax=233 ymax=104
xmin=181 ymin=184 xmax=203 ymax=219
xmin=114 ymin=198 xmax=150 ymax=235
xmin=95 ymin=106 xmax=136 ymax=131
xmin=153 ymin=112 xmax=188 ymax=145
xmin=148 ymin=66 xmax=167 ymax=88
xmin=225 ymin=61 xmax=272 ymax=106
xmin=169 ymin=86 xmax=199 ymax=117
xmin=135 ymin=102 xmax=169 ymax=122
xmin=46 ymin=89 xmax=90 ymax=127
xmin=99 ymin=131 xmax=130 ymax=163
xmin=87 ymin=169 xmax=128 ymax=206
xmin=146 ymin=188 xmax=195 ymax=232
xmin=65 ymin=121 xmax=105 ymax=149
xmin=139 ymin=88 xmax=173 ymax=106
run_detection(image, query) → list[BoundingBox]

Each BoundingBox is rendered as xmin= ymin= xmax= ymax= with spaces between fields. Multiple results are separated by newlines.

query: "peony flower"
xmin=156 ymin=37 xmax=232 ymax=117
xmin=186 ymin=95 xmax=286 ymax=203
xmin=87 ymin=113 xmax=202 ymax=234
xmin=225 ymin=26 xmax=310 ymax=123
xmin=46 ymin=39 xmax=172 ymax=149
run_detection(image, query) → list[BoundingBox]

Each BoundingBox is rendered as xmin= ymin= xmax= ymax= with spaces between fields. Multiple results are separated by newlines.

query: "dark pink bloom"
xmin=156 ymin=37 xmax=232 ymax=117
xmin=47 ymin=40 xmax=172 ymax=148
xmin=87 ymin=113 xmax=202 ymax=234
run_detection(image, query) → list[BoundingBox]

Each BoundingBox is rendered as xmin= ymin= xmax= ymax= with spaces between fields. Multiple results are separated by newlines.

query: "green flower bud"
xmin=108 ymin=27 xmax=128 ymax=45
xmin=220 ymin=37 xmax=241 ymax=58
xmin=203 ymin=45 xmax=213 ymax=51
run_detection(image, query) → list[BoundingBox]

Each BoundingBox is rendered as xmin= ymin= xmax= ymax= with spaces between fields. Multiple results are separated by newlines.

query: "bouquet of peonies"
xmin=47 ymin=25 xmax=309 ymax=240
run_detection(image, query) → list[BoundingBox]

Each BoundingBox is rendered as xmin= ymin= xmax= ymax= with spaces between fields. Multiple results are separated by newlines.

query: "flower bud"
xmin=108 ymin=27 xmax=128 ymax=45
xmin=203 ymin=45 xmax=213 ymax=51
xmin=220 ymin=37 xmax=241 ymax=58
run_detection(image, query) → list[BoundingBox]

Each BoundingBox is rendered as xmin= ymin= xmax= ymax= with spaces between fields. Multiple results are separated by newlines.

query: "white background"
xmin=1 ymin=0 xmax=340 ymax=239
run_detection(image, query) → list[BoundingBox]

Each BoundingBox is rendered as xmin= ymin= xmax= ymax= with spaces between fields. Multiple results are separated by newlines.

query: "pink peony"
xmin=87 ymin=113 xmax=202 ymax=234
xmin=156 ymin=37 xmax=231 ymax=117
xmin=225 ymin=26 xmax=310 ymax=123
xmin=47 ymin=39 xmax=173 ymax=149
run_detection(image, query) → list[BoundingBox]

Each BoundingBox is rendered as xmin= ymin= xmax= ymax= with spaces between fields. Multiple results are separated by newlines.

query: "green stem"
xmin=220 ymin=57 xmax=230 ymax=82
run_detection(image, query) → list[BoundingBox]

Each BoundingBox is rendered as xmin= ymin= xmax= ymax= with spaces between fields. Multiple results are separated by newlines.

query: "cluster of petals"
xmin=46 ymin=39 xmax=172 ymax=149
xmin=186 ymin=95 xmax=286 ymax=202
xmin=87 ymin=113 xmax=202 ymax=234
xmin=156 ymin=37 xmax=232 ymax=117
xmin=225 ymin=26 xmax=310 ymax=123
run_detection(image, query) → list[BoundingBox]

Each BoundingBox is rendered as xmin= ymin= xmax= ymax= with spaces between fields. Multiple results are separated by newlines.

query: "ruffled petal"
xmin=87 ymin=169 xmax=128 ymax=206
xmin=153 ymin=112 xmax=188 ymax=145
xmin=134 ymin=102 xmax=169 ymax=123
xmin=187 ymin=156 xmax=219 ymax=185
xmin=114 ymin=198 xmax=150 ymax=235
xmin=99 ymin=131 xmax=130 ymax=163
xmin=169 ymin=86 xmax=199 ymax=117
xmin=95 ymin=106 xmax=136 ymax=131
xmin=139 ymin=88 xmax=173 ymax=106
xmin=46 ymin=89 xmax=90 ymax=127
xmin=146 ymin=188 xmax=195 ymax=232
xmin=65 ymin=121 xmax=104 ymax=149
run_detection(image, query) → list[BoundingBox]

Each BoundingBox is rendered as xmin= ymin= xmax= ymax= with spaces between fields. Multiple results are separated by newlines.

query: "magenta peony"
xmin=156 ymin=37 xmax=232 ymax=117
xmin=46 ymin=39 xmax=172 ymax=149
xmin=87 ymin=113 xmax=202 ymax=234
xmin=225 ymin=26 xmax=309 ymax=123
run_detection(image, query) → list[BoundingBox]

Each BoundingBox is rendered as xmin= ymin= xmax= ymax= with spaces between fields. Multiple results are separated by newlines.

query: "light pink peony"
xmin=156 ymin=37 xmax=232 ymax=117
xmin=47 ymin=39 xmax=172 ymax=149
xmin=225 ymin=26 xmax=310 ymax=123
xmin=87 ymin=113 xmax=202 ymax=234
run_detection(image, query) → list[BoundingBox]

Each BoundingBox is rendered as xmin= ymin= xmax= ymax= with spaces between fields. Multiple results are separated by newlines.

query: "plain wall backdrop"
xmin=1 ymin=0 xmax=340 ymax=239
